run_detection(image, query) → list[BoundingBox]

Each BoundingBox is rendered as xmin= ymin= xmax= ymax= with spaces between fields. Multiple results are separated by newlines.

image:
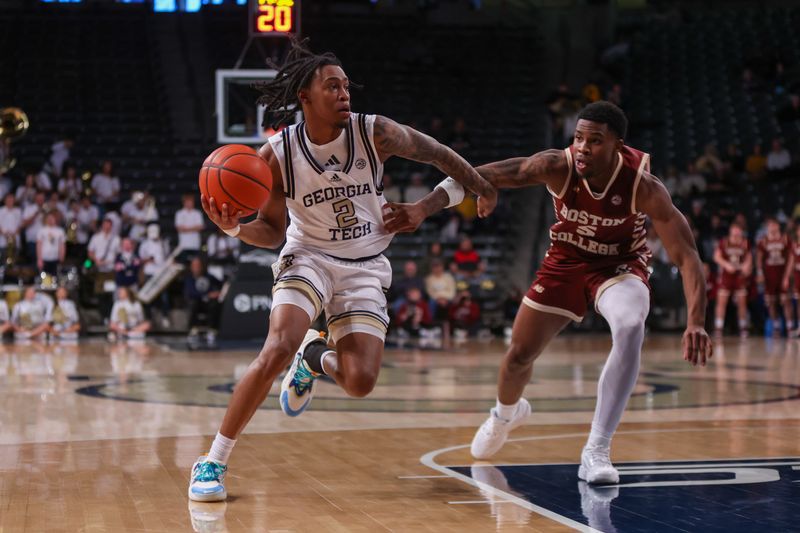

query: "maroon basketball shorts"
xmin=718 ymin=271 xmax=749 ymax=296
xmin=763 ymin=266 xmax=786 ymax=300
xmin=523 ymin=256 xmax=650 ymax=322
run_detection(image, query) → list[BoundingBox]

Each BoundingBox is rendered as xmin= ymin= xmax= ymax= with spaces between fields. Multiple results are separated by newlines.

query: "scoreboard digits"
xmin=250 ymin=0 xmax=300 ymax=37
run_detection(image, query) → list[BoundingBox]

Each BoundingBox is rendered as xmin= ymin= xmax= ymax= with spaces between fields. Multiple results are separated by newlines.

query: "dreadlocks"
xmin=253 ymin=37 xmax=357 ymax=128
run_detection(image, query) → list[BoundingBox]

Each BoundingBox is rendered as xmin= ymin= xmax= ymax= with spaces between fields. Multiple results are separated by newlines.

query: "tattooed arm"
xmin=373 ymin=115 xmax=497 ymax=216
xmin=474 ymin=149 xmax=569 ymax=190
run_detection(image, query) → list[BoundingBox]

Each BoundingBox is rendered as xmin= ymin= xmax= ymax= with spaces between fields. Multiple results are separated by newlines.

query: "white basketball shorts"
xmin=271 ymin=246 xmax=391 ymax=342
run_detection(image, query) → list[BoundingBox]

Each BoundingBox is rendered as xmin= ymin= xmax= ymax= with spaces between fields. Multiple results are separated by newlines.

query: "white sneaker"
xmin=279 ymin=329 xmax=326 ymax=417
xmin=578 ymin=445 xmax=619 ymax=484
xmin=470 ymin=399 xmax=531 ymax=459
xmin=188 ymin=456 xmax=227 ymax=502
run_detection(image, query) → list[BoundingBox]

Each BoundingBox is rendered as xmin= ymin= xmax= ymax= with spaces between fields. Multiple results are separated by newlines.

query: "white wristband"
xmin=223 ymin=224 xmax=241 ymax=238
xmin=434 ymin=177 xmax=466 ymax=208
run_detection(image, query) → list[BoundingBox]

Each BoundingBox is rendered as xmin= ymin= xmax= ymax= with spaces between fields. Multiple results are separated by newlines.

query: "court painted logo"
xmin=453 ymin=458 xmax=800 ymax=532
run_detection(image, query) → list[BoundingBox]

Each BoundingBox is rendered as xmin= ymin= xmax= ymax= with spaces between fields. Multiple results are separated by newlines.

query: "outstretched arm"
xmin=474 ymin=149 xmax=568 ymax=190
xmin=373 ymin=115 xmax=496 ymax=217
xmin=383 ymin=147 xmax=569 ymax=233
xmin=637 ymin=173 xmax=713 ymax=366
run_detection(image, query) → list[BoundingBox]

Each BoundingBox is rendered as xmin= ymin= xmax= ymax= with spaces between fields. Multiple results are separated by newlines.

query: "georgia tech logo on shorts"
xmin=355 ymin=158 xmax=367 ymax=169
xmin=611 ymin=194 xmax=623 ymax=206
xmin=533 ymin=284 xmax=545 ymax=293
xmin=279 ymin=254 xmax=294 ymax=271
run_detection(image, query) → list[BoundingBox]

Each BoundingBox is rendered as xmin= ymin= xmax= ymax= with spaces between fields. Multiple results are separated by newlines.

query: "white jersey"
xmin=268 ymin=113 xmax=392 ymax=260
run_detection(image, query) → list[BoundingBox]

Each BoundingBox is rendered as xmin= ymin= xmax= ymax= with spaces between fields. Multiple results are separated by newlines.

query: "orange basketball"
xmin=199 ymin=144 xmax=272 ymax=217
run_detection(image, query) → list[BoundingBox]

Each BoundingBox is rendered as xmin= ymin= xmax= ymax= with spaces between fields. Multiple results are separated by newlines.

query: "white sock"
xmin=738 ymin=319 xmax=748 ymax=330
xmin=208 ymin=432 xmax=236 ymax=465
xmin=587 ymin=428 xmax=612 ymax=450
xmin=494 ymin=399 xmax=518 ymax=421
xmin=320 ymin=350 xmax=336 ymax=375
xmin=714 ymin=317 xmax=724 ymax=329
xmin=592 ymin=278 xmax=649 ymax=451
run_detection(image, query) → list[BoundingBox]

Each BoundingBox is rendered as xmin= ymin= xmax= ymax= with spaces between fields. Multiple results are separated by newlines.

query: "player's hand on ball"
xmin=200 ymin=194 xmax=242 ymax=231
xmin=682 ymin=325 xmax=713 ymax=367
xmin=382 ymin=202 xmax=425 ymax=233
xmin=477 ymin=186 xmax=498 ymax=218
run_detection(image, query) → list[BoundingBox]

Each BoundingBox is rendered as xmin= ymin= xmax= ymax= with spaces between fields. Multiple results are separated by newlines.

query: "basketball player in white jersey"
xmin=188 ymin=38 xmax=497 ymax=501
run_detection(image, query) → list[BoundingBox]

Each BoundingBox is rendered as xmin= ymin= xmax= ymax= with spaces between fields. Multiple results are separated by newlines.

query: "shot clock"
xmin=250 ymin=0 xmax=300 ymax=37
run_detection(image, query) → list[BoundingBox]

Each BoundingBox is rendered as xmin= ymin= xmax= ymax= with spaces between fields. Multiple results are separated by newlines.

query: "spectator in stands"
xmin=114 ymin=238 xmax=142 ymax=291
xmin=44 ymin=191 xmax=66 ymax=225
xmin=207 ymin=227 xmax=240 ymax=265
xmin=722 ymin=143 xmax=745 ymax=178
xmin=175 ymin=194 xmax=204 ymax=257
xmin=404 ymin=172 xmax=431 ymax=204
xmin=425 ymin=259 xmax=456 ymax=322
xmin=57 ymin=164 xmax=83 ymax=202
xmin=11 ymin=287 xmax=48 ymax=340
xmin=87 ymin=217 xmax=120 ymax=274
xmin=184 ymin=257 xmax=222 ymax=340
xmin=582 ymin=81 xmax=601 ymax=103
xmin=48 ymin=136 xmax=73 ymax=178
xmin=139 ymin=224 xmax=171 ymax=327
xmin=695 ymin=143 xmax=724 ymax=180
xmin=391 ymin=260 xmax=426 ymax=307
xmin=395 ymin=286 xmax=432 ymax=337
xmin=661 ymin=165 xmax=680 ymax=196
xmin=35 ymin=165 xmax=53 ymax=193
xmin=453 ymin=236 xmax=481 ymax=278
xmin=91 ymin=160 xmax=121 ymax=210
xmin=36 ymin=212 xmax=66 ymax=276
xmin=47 ymin=286 xmax=80 ymax=340
xmin=766 ymin=138 xmax=791 ymax=175
xmin=16 ymin=173 xmax=38 ymax=207
xmin=381 ymin=173 xmax=402 ymax=203
xmin=440 ymin=213 xmax=462 ymax=243
xmin=0 ymin=194 xmax=22 ymax=265
xmin=449 ymin=289 xmax=481 ymax=338
xmin=108 ymin=286 xmax=150 ymax=341
xmin=745 ymin=144 xmax=767 ymax=180
xmin=447 ymin=117 xmax=471 ymax=156
xmin=22 ymin=191 xmax=46 ymax=263
xmin=677 ymin=162 xmax=706 ymax=197
xmin=0 ymin=294 xmax=11 ymax=337
xmin=122 ymin=191 xmax=157 ymax=242
xmin=64 ymin=200 xmax=90 ymax=258
xmin=419 ymin=241 xmax=446 ymax=276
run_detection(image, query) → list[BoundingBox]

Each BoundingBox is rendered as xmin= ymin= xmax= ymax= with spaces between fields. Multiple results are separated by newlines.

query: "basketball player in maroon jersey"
xmin=386 ymin=101 xmax=712 ymax=484
xmin=756 ymin=219 xmax=791 ymax=336
xmin=713 ymin=223 xmax=752 ymax=337
xmin=781 ymin=225 xmax=800 ymax=336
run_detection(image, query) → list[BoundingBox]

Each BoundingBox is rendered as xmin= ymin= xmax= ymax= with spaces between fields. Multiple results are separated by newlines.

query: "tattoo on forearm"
xmin=374 ymin=117 xmax=493 ymax=197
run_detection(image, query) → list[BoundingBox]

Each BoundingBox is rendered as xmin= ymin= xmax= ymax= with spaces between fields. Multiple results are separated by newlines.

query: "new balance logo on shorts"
xmin=533 ymin=284 xmax=545 ymax=293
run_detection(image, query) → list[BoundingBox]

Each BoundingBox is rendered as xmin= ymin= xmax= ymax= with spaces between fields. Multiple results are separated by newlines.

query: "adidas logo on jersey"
xmin=329 ymin=174 xmax=342 ymax=182
xmin=325 ymin=154 xmax=341 ymax=168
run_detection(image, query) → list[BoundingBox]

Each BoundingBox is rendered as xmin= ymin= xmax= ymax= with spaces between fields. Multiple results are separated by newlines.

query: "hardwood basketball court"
xmin=2 ymin=334 xmax=799 ymax=532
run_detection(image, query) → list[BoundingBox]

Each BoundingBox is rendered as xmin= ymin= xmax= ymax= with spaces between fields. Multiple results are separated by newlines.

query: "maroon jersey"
xmin=716 ymin=237 xmax=751 ymax=293
xmin=717 ymin=237 xmax=751 ymax=269
xmin=792 ymin=241 xmax=800 ymax=273
xmin=523 ymin=145 xmax=652 ymax=321
xmin=758 ymin=234 xmax=789 ymax=296
xmin=757 ymin=234 xmax=789 ymax=268
xmin=545 ymin=145 xmax=652 ymax=266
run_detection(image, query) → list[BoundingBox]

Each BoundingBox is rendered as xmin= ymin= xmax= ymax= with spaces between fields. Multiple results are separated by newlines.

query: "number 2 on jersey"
xmin=332 ymin=199 xmax=358 ymax=228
